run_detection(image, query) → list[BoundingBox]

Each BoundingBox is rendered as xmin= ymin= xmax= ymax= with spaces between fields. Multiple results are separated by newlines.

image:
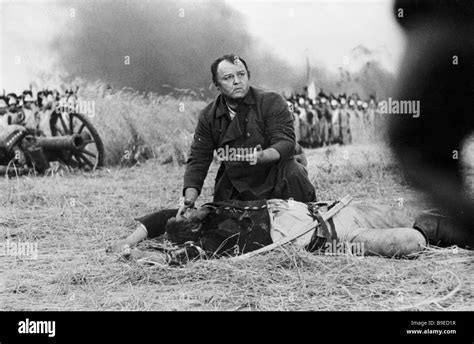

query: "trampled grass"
xmin=1 ymin=142 xmax=472 ymax=311
xmin=1 ymin=80 xmax=473 ymax=311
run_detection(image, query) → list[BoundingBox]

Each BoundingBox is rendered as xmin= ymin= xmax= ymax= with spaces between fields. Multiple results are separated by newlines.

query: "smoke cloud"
xmin=2 ymin=1 xmax=395 ymax=99
xmin=51 ymin=1 xmax=307 ymax=97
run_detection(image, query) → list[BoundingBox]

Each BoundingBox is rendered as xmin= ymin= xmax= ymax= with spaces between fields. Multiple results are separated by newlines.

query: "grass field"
xmin=1 ymin=141 xmax=473 ymax=311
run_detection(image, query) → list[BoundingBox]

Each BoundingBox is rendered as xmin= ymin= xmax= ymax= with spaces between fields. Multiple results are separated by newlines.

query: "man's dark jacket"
xmin=183 ymin=86 xmax=316 ymax=202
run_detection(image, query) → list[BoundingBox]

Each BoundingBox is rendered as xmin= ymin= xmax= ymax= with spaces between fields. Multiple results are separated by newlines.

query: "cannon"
xmin=35 ymin=134 xmax=86 ymax=151
xmin=0 ymin=105 xmax=105 ymax=175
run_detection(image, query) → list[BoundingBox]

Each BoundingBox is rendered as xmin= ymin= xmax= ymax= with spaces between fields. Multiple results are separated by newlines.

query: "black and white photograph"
xmin=0 ymin=0 xmax=473 ymax=339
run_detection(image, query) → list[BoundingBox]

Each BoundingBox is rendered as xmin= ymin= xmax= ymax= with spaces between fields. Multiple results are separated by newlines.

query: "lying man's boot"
xmin=414 ymin=211 xmax=474 ymax=249
xmin=348 ymin=227 xmax=426 ymax=257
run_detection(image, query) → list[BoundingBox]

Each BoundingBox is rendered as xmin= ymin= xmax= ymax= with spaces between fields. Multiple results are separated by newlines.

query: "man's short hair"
xmin=211 ymin=54 xmax=251 ymax=86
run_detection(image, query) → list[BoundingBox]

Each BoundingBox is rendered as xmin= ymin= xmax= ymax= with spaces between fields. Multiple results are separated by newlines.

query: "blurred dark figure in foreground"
xmin=388 ymin=0 xmax=474 ymax=247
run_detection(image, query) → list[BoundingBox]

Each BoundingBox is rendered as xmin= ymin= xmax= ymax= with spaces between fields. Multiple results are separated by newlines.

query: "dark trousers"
xmin=135 ymin=208 xmax=179 ymax=239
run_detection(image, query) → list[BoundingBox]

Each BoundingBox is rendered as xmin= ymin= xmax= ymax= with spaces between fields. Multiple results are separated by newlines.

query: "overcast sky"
xmin=228 ymin=0 xmax=406 ymax=72
xmin=0 ymin=0 xmax=406 ymax=93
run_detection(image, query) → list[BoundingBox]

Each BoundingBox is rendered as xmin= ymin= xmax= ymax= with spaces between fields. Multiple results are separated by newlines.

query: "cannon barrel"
xmin=35 ymin=134 xmax=86 ymax=151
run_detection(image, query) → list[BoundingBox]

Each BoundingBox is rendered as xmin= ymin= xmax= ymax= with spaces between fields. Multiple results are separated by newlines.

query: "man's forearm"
xmin=183 ymin=110 xmax=215 ymax=196
xmin=183 ymin=158 xmax=212 ymax=196
xmin=268 ymin=139 xmax=295 ymax=161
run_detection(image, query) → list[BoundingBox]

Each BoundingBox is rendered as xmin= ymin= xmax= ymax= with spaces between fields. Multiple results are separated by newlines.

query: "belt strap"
xmin=306 ymin=207 xmax=338 ymax=252
xmin=203 ymin=201 xmax=267 ymax=212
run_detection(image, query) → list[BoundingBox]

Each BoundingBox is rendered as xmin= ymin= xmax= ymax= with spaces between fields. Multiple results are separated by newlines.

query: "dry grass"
xmin=48 ymin=79 xmax=208 ymax=166
xmin=1 ymin=80 xmax=473 ymax=310
xmin=1 ymin=142 xmax=473 ymax=311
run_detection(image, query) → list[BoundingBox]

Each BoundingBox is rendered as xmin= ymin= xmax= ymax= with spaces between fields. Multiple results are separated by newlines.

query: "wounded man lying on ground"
xmin=106 ymin=198 xmax=472 ymax=265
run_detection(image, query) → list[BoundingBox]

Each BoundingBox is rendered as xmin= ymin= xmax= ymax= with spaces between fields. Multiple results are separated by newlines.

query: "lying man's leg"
xmin=332 ymin=201 xmax=427 ymax=257
xmin=106 ymin=223 xmax=148 ymax=254
xmin=346 ymin=227 xmax=427 ymax=257
xmin=106 ymin=208 xmax=179 ymax=254
xmin=269 ymin=199 xmax=427 ymax=257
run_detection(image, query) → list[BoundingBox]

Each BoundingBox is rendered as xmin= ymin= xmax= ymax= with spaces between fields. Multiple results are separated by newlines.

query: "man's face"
xmin=166 ymin=207 xmax=210 ymax=244
xmin=181 ymin=207 xmax=210 ymax=221
xmin=215 ymin=59 xmax=250 ymax=100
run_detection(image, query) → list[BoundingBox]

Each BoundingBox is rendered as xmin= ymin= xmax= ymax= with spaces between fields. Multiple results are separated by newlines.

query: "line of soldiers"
xmin=0 ymin=88 xmax=79 ymax=134
xmin=286 ymin=90 xmax=378 ymax=148
xmin=0 ymin=88 xmax=80 ymax=167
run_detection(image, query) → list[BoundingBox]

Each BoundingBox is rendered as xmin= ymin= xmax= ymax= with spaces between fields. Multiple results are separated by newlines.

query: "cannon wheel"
xmin=50 ymin=112 xmax=105 ymax=171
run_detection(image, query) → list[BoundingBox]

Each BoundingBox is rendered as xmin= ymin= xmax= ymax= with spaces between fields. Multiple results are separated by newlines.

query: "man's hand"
xmin=176 ymin=187 xmax=198 ymax=217
xmin=233 ymin=144 xmax=280 ymax=165
xmin=254 ymin=145 xmax=280 ymax=165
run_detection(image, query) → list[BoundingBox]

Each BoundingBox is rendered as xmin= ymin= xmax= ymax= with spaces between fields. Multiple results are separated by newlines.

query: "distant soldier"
xmin=355 ymin=98 xmax=364 ymax=119
xmin=308 ymin=100 xmax=321 ymax=147
xmin=22 ymin=90 xmax=40 ymax=131
xmin=316 ymin=91 xmax=331 ymax=146
xmin=1 ymin=93 xmax=26 ymax=127
xmin=362 ymin=100 xmax=370 ymax=124
xmin=329 ymin=95 xmax=340 ymax=144
xmin=367 ymin=95 xmax=378 ymax=129
xmin=36 ymin=90 xmax=56 ymax=137
xmin=346 ymin=95 xmax=360 ymax=142
xmin=349 ymin=93 xmax=361 ymax=120
xmin=6 ymin=93 xmax=19 ymax=113
xmin=338 ymin=94 xmax=352 ymax=145
xmin=286 ymin=99 xmax=309 ymax=166
xmin=0 ymin=97 xmax=7 ymax=116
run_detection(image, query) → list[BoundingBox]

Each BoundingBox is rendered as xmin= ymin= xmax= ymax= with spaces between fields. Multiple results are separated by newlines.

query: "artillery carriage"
xmin=0 ymin=89 xmax=105 ymax=175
